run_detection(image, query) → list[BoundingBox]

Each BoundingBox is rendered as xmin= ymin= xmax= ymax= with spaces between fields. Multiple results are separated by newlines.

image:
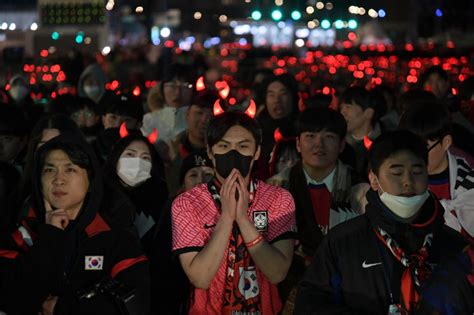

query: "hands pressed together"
xmin=219 ymin=169 xmax=250 ymax=225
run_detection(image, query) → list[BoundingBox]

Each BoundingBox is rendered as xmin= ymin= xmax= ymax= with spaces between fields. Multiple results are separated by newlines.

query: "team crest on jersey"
xmin=85 ymin=256 xmax=103 ymax=270
xmin=253 ymin=210 xmax=268 ymax=232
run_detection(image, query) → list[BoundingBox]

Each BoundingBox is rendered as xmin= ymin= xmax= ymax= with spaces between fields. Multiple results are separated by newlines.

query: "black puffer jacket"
xmin=0 ymin=134 xmax=150 ymax=314
xmin=294 ymin=190 xmax=467 ymax=314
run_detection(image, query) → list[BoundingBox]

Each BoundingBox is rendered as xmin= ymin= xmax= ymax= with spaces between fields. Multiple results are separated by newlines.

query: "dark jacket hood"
xmin=77 ymin=64 xmax=107 ymax=103
xmin=31 ymin=133 xmax=103 ymax=233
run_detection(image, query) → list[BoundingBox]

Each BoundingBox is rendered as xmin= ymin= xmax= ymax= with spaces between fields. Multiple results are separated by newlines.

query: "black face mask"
xmin=214 ymin=150 xmax=253 ymax=179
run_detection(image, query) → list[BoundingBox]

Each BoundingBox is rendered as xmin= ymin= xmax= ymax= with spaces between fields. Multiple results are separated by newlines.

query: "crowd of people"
xmin=0 ymin=46 xmax=473 ymax=315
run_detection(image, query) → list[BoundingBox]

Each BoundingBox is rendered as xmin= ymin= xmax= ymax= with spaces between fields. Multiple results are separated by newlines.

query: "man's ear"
xmin=364 ymin=108 xmax=375 ymax=122
xmin=441 ymin=134 xmax=453 ymax=152
xmin=253 ymin=145 xmax=261 ymax=162
xmin=207 ymin=146 xmax=216 ymax=167
xmin=368 ymin=170 xmax=379 ymax=191
xmin=338 ymin=139 xmax=346 ymax=154
xmin=296 ymin=136 xmax=302 ymax=153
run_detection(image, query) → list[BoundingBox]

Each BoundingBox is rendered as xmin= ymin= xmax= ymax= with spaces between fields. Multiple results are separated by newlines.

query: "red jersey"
xmin=172 ymin=181 xmax=297 ymax=315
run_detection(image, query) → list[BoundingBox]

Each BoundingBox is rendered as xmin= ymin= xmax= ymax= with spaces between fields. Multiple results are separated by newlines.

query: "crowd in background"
xmin=0 ymin=44 xmax=473 ymax=314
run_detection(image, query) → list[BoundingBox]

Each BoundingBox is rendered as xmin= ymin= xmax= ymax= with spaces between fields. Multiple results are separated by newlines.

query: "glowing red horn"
xmin=148 ymin=128 xmax=158 ymax=144
xmin=274 ymin=128 xmax=283 ymax=143
xmin=363 ymin=135 xmax=373 ymax=150
xmin=217 ymin=81 xmax=230 ymax=99
xmin=196 ymin=76 xmax=206 ymax=91
xmin=119 ymin=122 xmax=129 ymax=138
xmin=213 ymin=99 xmax=225 ymax=116
xmin=244 ymin=99 xmax=257 ymax=118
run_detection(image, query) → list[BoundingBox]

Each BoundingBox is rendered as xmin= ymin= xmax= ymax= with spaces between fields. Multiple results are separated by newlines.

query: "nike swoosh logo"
xmin=203 ymin=224 xmax=216 ymax=229
xmin=362 ymin=261 xmax=382 ymax=268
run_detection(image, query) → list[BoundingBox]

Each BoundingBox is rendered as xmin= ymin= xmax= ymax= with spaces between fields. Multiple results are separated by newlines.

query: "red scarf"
xmin=208 ymin=179 xmax=262 ymax=314
xmin=374 ymin=227 xmax=433 ymax=314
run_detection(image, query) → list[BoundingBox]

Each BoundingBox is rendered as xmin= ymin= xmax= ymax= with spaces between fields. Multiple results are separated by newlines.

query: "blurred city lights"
xmin=219 ymin=15 xmax=228 ymax=23
xmin=160 ymin=27 xmax=171 ymax=38
xmin=8 ymin=23 xmax=16 ymax=31
xmin=251 ymin=10 xmax=262 ymax=20
xmin=51 ymin=31 xmax=60 ymax=40
xmin=306 ymin=6 xmax=314 ymax=14
xmin=321 ymin=19 xmax=331 ymax=29
xmin=325 ymin=2 xmax=333 ymax=10
xmin=75 ymin=32 xmax=84 ymax=44
xmin=275 ymin=0 xmax=283 ymax=6
xmin=295 ymin=39 xmax=305 ymax=47
xmin=194 ymin=12 xmax=202 ymax=20
xmin=316 ymin=2 xmax=324 ymax=10
xmin=334 ymin=20 xmax=344 ymax=29
xmin=368 ymin=9 xmax=378 ymax=18
xmin=30 ymin=22 xmax=38 ymax=31
xmin=135 ymin=6 xmax=144 ymax=13
xmin=271 ymin=9 xmax=283 ymax=21
xmin=348 ymin=19 xmax=358 ymax=29
xmin=436 ymin=9 xmax=443 ymax=17
xmin=291 ymin=10 xmax=302 ymax=21
xmin=378 ymin=9 xmax=386 ymax=18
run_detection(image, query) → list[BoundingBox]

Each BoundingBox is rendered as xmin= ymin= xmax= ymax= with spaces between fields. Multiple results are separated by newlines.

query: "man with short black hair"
xmin=340 ymin=86 xmax=386 ymax=176
xmin=399 ymin=102 xmax=474 ymax=240
xmin=267 ymin=107 xmax=365 ymax=312
xmin=295 ymin=130 xmax=467 ymax=314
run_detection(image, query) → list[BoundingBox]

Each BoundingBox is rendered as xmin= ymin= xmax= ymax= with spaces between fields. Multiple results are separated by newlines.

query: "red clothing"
xmin=307 ymin=184 xmax=332 ymax=235
xmin=172 ymin=181 xmax=297 ymax=315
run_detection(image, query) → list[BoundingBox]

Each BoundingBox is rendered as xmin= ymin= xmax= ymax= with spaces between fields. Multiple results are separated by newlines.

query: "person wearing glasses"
xmin=399 ymin=102 xmax=474 ymax=241
xmin=141 ymin=63 xmax=195 ymax=143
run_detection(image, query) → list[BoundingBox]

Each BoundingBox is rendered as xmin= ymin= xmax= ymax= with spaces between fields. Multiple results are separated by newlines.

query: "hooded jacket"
xmin=77 ymin=64 xmax=108 ymax=104
xmin=0 ymin=134 xmax=150 ymax=314
xmin=294 ymin=190 xmax=467 ymax=315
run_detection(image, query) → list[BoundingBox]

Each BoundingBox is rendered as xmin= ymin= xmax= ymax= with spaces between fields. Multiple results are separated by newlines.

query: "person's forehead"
xmin=125 ymin=140 xmax=150 ymax=154
xmin=380 ymin=151 xmax=425 ymax=169
xmin=220 ymin=125 xmax=255 ymax=142
xmin=45 ymin=149 xmax=73 ymax=163
xmin=267 ymin=81 xmax=288 ymax=91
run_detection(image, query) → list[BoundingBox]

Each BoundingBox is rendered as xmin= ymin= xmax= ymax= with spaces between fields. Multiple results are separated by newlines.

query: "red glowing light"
xmin=119 ymin=123 xmax=129 ymax=138
xmin=405 ymin=43 xmax=414 ymax=51
xmin=322 ymin=87 xmax=331 ymax=95
xmin=164 ymin=40 xmax=174 ymax=48
xmin=348 ymin=32 xmax=356 ymax=41
xmin=228 ymin=97 xmax=236 ymax=105
xmin=213 ymin=99 xmax=225 ymax=116
xmin=274 ymin=128 xmax=283 ymax=143
xmin=196 ymin=76 xmax=206 ymax=91
xmin=147 ymin=129 xmax=158 ymax=144
xmin=40 ymin=50 xmax=49 ymax=58
xmin=5 ymin=84 xmax=11 ymax=91
xmin=110 ymin=80 xmax=119 ymax=90
xmin=244 ymin=99 xmax=256 ymax=118
xmin=132 ymin=86 xmax=141 ymax=96
xmin=51 ymin=91 xmax=57 ymax=99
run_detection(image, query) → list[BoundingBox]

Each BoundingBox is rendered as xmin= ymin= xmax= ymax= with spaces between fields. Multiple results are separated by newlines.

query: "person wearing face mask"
xmin=6 ymin=75 xmax=42 ymax=126
xmin=77 ymin=64 xmax=111 ymax=114
xmin=172 ymin=111 xmax=297 ymax=314
xmin=294 ymin=130 xmax=468 ymax=315
xmin=104 ymin=132 xmax=168 ymax=241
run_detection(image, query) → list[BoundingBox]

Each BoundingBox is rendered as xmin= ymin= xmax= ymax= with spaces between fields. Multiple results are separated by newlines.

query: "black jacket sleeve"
xmin=294 ymin=237 xmax=368 ymax=315
xmin=54 ymin=230 xmax=150 ymax=315
xmin=0 ymin=224 xmax=65 ymax=314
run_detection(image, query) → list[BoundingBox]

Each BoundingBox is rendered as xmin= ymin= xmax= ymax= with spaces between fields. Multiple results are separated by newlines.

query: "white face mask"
xmin=10 ymin=85 xmax=29 ymax=102
xmin=376 ymin=176 xmax=430 ymax=218
xmin=117 ymin=157 xmax=152 ymax=187
xmin=83 ymin=85 xmax=101 ymax=99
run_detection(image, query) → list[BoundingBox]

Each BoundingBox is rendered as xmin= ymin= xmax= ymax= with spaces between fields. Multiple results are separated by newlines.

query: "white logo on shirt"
xmin=362 ymin=260 xmax=382 ymax=268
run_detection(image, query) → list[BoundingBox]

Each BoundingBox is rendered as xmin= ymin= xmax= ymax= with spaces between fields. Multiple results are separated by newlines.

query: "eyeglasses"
xmin=427 ymin=139 xmax=442 ymax=152
xmin=163 ymin=82 xmax=193 ymax=90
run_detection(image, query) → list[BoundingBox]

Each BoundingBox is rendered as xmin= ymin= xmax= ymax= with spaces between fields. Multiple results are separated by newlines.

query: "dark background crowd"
xmin=1 ymin=0 xmax=474 ymax=313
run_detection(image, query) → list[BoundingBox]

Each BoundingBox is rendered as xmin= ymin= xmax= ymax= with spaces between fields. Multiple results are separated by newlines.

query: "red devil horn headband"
xmin=119 ymin=122 xmax=129 ymax=138
xmin=147 ymin=129 xmax=158 ymax=144
xmin=244 ymin=99 xmax=256 ymax=118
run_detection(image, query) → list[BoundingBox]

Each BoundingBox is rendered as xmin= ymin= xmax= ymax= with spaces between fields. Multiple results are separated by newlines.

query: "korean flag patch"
xmin=85 ymin=256 xmax=103 ymax=270
xmin=253 ymin=210 xmax=268 ymax=232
